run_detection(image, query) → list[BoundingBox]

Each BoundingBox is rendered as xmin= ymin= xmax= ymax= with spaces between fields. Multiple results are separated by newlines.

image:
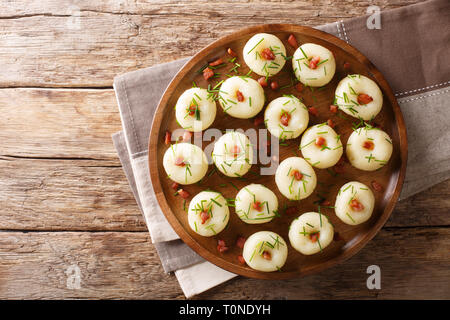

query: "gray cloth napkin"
xmin=112 ymin=0 xmax=450 ymax=298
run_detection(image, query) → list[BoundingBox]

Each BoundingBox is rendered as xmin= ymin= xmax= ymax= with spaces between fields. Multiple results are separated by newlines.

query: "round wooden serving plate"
xmin=149 ymin=24 xmax=407 ymax=280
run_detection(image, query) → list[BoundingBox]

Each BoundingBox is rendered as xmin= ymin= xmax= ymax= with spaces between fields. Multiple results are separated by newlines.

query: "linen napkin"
xmin=112 ymin=0 xmax=450 ymax=298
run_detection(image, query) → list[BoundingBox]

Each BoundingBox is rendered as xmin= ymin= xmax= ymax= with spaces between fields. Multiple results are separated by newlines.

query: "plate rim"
xmin=148 ymin=24 xmax=408 ymax=280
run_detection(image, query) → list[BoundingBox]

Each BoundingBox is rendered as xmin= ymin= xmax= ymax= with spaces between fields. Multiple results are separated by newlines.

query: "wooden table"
xmin=1 ymin=0 xmax=448 ymax=300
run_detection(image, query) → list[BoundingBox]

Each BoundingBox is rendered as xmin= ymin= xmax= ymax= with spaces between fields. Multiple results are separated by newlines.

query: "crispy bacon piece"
xmin=227 ymin=47 xmax=237 ymax=57
xmin=164 ymin=130 xmax=172 ymax=145
xmin=371 ymin=180 xmax=383 ymax=192
xmin=357 ymin=93 xmax=373 ymax=105
xmin=290 ymin=169 xmax=303 ymax=181
xmin=270 ymin=80 xmax=279 ymax=91
xmin=236 ymin=236 xmax=246 ymax=249
xmin=333 ymin=157 xmax=346 ymax=174
xmin=363 ymin=140 xmax=375 ymax=150
xmin=329 ymin=104 xmax=338 ymax=114
xmin=287 ymin=34 xmax=298 ymax=48
xmin=236 ymin=90 xmax=244 ymax=102
xmin=178 ymin=189 xmax=190 ymax=199
xmin=315 ymin=136 xmax=326 ymax=147
xmin=308 ymin=106 xmax=318 ymax=116
xmin=200 ymin=211 xmax=210 ymax=224
xmin=343 ymin=62 xmax=351 ymax=69
xmin=295 ymin=82 xmax=304 ymax=92
xmin=280 ymin=112 xmax=291 ymax=126
xmin=252 ymin=201 xmax=263 ymax=212
xmin=350 ymin=199 xmax=365 ymax=211
xmin=171 ymin=182 xmax=179 ymax=190
xmin=237 ymin=255 xmax=246 ymax=265
xmin=327 ymin=119 xmax=335 ymax=128
xmin=285 ymin=206 xmax=298 ymax=215
xmin=262 ymin=250 xmax=272 ymax=260
xmin=309 ymin=232 xmax=320 ymax=243
xmin=261 ymin=48 xmax=276 ymax=60
xmin=209 ymin=58 xmax=223 ymax=67
xmin=217 ymin=240 xmax=229 ymax=253
xmin=174 ymin=157 xmax=185 ymax=167
xmin=321 ymin=199 xmax=331 ymax=206
xmin=257 ymin=76 xmax=268 ymax=88
xmin=202 ymin=67 xmax=214 ymax=81
xmin=254 ymin=114 xmax=264 ymax=126
xmin=309 ymin=56 xmax=320 ymax=69
xmin=231 ymin=145 xmax=241 ymax=158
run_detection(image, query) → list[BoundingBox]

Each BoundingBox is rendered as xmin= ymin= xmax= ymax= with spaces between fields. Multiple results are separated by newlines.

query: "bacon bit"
xmin=174 ymin=157 xmax=186 ymax=167
xmin=309 ymin=232 xmax=320 ymax=243
xmin=343 ymin=62 xmax=351 ymax=69
xmin=164 ymin=131 xmax=172 ymax=145
xmin=295 ymin=82 xmax=304 ymax=92
xmin=290 ymin=169 xmax=303 ymax=181
xmin=202 ymin=67 xmax=214 ymax=81
xmin=327 ymin=119 xmax=335 ymax=128
xmin=329 ymin=104 xmax=338 ymax=114
xmin=200 ymin=211 xmax=210 ymax=224
xmin=261 ymin=48 xmax=276 ymax=60
xmin=309 ymin=56 xmax=320 ymax=69
xmin=262 ymin=250 xmax=272 ymax=260
xmin=287 ymin=34 xmax=298 ymax=48
xmin=333 ymin=158 xmax=346 ymax=174
xmin=270 ymin=80 xmax=279 ymax=91
xmin=236 ymin=236 xmax=246 ymax=249
xmin=363 ymin=140 xmax=375 ymax=150
xmin=227 ymin=47 xmax=237 ymax=57
xmin=333 ymin=232 xmax=343 ymax=241
xmin=350 ymin=199 xmax=365 ymax=211
xmin=280 ymin=112 xmax=291 ymax=126
xmin=171 ymin=182 xmax=179 ymax=190
xmin=321 ymin=199 xmax=331 ymax=206
xmin=253 ymin=114 xmax=264 ymax=126
xmin=183 ymin=130 xmax=192 ymax=142
xmin=209 ymin=58 xmax=223 ymax=67
xmin=357 ymin=93 xmax=373 ymax=105
xmin=236 ymin=90 xmax=244 ymax=102
xmin=257 ymin=76 xmax=268 ymax=87
xmin=308 ymin=106 xmax=318 ymax=116
xmin=285 ymin=206 xmax=298 ymax=215
xmin=231 ymin=145 xmax=241 ymax=158
xmin=217 ymin=240 xmax=229 ymax=253
xmin=315 ymin=136 xmax=326 ymax=147
xmin=238 ymin=255 xmax=246 ymax=265
xmin=188 ymin=103 xmax=196 ymax=116
xmin=252 ymin=201 xmax=263 ymax=212
xmin=178 ymin=189 xmax=190 ymax=199
xmin=371 ymin=180 xmax=383 ymax=192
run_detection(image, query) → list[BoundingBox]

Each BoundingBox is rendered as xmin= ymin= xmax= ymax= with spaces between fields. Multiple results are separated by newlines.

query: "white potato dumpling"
xmin=288 ymin=212 xmax=334 ymax=255
xmin=188 ymin=191 xmax=230 ymax=237
xmin=175 ymin=87 xmax=217 ymax=132
xmin=275 ymin=157 xmax=317 ymax=200
xmin=264 ymin=96 xmax=309 ymax=140
xmin=243 ymin=231 xmax=288 ymax=272
xmin=300 ymin=124 xmax=343 ymax=169
xmin=163 ymin=142 xmax=208 ymax=185
xmin=335 ymin=74 xmax=383 ymax=120
xmin=292 ymin=43 xmax=336 ymax=87
xmin=212 ymin=131 xmax=253 ymax=177
xmin=243 ymin=33 xmax=287 ymax=77
xmin=335 ymin=181 xmax=375 ymax=225
xmin=218 ymin=76 xmax=265 ymax=119
xmin=346 ymin=127 xmax=393 ymax=171
xmin=235 ymin=184 xmax=278 ymax=224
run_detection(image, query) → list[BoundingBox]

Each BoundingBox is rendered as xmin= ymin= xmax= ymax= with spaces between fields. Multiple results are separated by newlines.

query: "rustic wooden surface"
xmin=0 ymin=0 xmax=448 ymax=299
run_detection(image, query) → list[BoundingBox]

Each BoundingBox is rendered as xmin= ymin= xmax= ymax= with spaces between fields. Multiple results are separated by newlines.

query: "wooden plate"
xmin=149 ymin=24 xmax=407 ymax=280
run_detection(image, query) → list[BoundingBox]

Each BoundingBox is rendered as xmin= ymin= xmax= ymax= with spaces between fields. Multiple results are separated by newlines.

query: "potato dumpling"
xmin=242 ymin=231 xmax=288 ymax=272
xmin=275 ymin=157 xmax=317 ymax=200
xmin=235 ymin=184 xmax=278 ymax=224
xmin=335 ymin=181 xmax=375 ymax=225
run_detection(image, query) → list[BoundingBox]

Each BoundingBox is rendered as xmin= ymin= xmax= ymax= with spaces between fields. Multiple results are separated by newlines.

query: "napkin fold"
xmin=112 ymin=0 xmax=450 ymax=298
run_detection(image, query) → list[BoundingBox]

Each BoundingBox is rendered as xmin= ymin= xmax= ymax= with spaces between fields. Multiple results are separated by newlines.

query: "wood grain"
xmin=0 ymin=0 xmax=421 ymax=87
xmin=0 ymin=227 xmax=448 ymax=299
